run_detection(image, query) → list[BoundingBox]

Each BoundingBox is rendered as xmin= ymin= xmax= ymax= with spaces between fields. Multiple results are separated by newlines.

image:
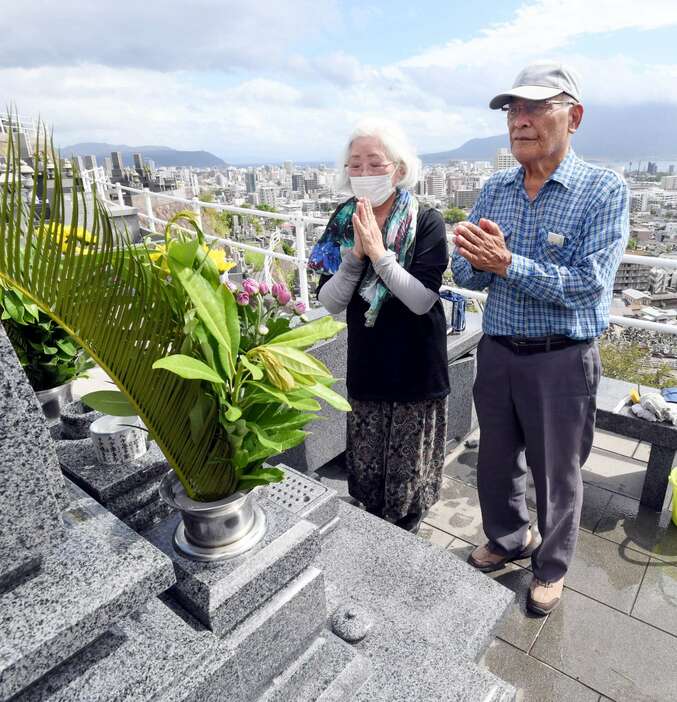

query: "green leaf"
xmin=167 ymin=237 xmax=199 ymax=268
xmin=1 ymin=292 xmax=25 ymax=323
xmin=240 ymin=354 xmax=263 ymax=380
xmin=248 ymin=422 xmax=306 ymax=452
xmin=30 ymin=341 xmax=58 ymax=355
xmin=81 ymin=390 xmax=136 ymax=416
xmin=267 ymin=316 xmax=346 ymax=349
xmin=256 ymin=410 xmax=316 ymax=432
xmin=172 ymin=264 xmax=233 ymax=378
xmin=23 ymin=300 xmax=40 ymax=321
xmin=225 ymin=403 xmax=242 ymax=422
xmin=219 ymin=284 xmax=240 ymax=368
xmin=56 ymin=338 xmax=78 ymax=356
xmin=193 ymin=322 xmax=216 ymax=370
xmin=262 ymin=345 xmax=331 ymax=378
xmin=236 ymin=466 xmax=285 ymax=491
xmin=246 ymin=380 xmax=321 ymax=411
xmin=153 ymin=354 xmax=225 ymax=383
xmin=188 ymin=394 xmax=215 ymax=445
xmin=306 ymin=381 xmax=352 ymax=411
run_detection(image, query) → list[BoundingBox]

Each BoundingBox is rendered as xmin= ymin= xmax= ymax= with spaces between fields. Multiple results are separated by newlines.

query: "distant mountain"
xmin=421 ymin=103 xmax=677 ymax=164
xmin=62 ymin=142 xmax=226 ymax=168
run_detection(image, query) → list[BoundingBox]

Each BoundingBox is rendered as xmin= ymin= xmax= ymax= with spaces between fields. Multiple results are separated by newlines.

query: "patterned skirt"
xmin=345 ymin=396 xmax=448 ymax=521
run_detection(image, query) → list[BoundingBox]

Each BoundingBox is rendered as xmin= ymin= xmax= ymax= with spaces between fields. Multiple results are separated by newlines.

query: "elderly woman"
xmin=308 ymin=119 xmax=449 ymax=532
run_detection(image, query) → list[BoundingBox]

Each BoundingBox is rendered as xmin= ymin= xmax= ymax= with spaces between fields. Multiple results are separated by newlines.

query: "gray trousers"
xmin=473 ymin=334 xmax=601 ymax=582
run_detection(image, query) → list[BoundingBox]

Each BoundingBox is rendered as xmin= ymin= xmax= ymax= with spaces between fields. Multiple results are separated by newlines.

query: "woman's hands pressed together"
xmin=352 ymin=198 xmax=386 ymax=263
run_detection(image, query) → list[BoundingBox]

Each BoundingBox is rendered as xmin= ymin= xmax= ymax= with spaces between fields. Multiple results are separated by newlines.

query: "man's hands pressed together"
xmin=453 ymin=218 xmax=512 ymax=277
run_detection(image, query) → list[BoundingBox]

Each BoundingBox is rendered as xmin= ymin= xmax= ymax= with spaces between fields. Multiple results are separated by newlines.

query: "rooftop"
xmin=420 ymin=430 xmax=676 ymax=701
xmin=310 ymin=423 xmax=677 ymax=701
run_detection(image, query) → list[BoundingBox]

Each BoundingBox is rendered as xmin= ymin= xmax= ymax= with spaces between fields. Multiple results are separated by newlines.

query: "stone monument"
xmin=0 ymin=323 xmax=516 ymax=700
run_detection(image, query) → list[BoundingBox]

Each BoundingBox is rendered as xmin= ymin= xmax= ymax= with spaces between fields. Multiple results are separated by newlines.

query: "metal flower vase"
xmin=36 ymin=381 xmax=73 ymax=422
xmin=159 ymin=471 xmax=266 ymax=562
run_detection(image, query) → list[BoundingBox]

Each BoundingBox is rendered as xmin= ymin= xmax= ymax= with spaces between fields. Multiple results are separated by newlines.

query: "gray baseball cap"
xmin=489 ymin=62 xmax=582 ymax=109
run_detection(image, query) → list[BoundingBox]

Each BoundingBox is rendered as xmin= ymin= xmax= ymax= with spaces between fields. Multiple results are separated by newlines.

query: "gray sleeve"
xmin=372 ymin=251 xmax=439 ymax=315
xmin=317 ymin=250 xmax=367 ymax=314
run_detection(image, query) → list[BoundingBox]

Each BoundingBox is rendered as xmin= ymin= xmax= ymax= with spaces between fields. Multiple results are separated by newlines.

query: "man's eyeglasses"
xmin=501 ymin=100 xmax=575 ymax=119
xmin=345 ymin=161 xmax=396 ymax=176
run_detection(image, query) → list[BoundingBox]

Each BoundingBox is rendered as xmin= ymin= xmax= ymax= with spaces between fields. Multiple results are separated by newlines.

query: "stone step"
xmin=0 ymin=485 xmax=175 ymax=699
xmin=13 ymin=566 xmax=329 ymax=702
xmin=12 ymin=595 xmax=240 ymax=702
xmin=55 ymin=438 xmax=169 ymax=505
xmin=145 ymin=498 xmax=321 ymax=636
xmin=258 ymin=632 xmax=371 ymax=702
xmin=225 ymin=566 xmax=327 ymax=702
xmin=314 ymin=501 xmax=517 ymax=701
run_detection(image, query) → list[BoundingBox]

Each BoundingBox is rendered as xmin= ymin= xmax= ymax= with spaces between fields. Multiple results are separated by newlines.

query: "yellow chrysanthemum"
xmin=149 ymin=244 xmax=170 ymax=274
xmin=205 ymin=247 xmax=236 ymax=273
xmin=64 ymin=225 xmax=97 ymax=244
xmin=51 ymin=224 xmax=97 ymax=252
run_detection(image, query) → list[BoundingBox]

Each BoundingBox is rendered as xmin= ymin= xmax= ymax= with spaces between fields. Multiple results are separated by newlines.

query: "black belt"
xmin=489 ymin=335 xmax=591 ymax=355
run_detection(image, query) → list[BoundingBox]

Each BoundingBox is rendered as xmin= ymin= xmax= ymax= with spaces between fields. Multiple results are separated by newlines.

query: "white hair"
xmin=334 ymin=118 xmax=422 ymax=194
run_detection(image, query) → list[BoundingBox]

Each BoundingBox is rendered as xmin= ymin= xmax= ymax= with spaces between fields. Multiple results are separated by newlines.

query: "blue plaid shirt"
xmin=451 ymin=150 xmax=629 ymax=339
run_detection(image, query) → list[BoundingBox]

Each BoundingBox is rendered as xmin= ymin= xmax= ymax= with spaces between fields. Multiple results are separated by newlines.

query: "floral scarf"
xmin=308 ymin=188 xmax=419 ymax=327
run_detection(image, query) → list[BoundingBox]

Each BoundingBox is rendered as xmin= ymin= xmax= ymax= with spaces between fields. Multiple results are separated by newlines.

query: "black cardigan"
xmin=320 ymin=206 xmax=450 ymax=402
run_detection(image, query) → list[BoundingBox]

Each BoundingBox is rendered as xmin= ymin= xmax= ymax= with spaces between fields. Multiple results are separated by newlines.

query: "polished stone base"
xmin=145 ymin=498 xmax=321 ymax=636
xmin=0 ymin=482 xmax=175 ymax=700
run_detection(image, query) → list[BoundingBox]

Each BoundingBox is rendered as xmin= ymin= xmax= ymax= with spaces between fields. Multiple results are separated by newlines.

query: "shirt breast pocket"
xmin=538 ymin=226 xmax=576 ymax=266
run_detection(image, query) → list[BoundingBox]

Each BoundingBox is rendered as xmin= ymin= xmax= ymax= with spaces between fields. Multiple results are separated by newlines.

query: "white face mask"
xmin=350 ymin=174 xmax=396 ymax=206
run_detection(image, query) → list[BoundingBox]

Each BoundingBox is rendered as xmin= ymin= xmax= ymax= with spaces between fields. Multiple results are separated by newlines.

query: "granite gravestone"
xmin=0 ymin=329 xmax=67 ymax=591
xmin=0 ymin=322 xmax=516 ymax=701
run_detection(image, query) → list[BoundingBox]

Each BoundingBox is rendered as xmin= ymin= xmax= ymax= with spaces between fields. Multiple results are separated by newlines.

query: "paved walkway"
xmin=418 ymin=428 xmax=677 ymax=702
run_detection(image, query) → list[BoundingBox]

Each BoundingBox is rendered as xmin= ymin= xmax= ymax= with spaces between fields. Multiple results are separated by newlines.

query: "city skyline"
xmin=3 ymin=0 xmax=677 ymax=162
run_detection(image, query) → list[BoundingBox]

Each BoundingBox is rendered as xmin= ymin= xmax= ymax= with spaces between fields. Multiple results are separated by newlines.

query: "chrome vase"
xmin=36 ymin=381 xmax=73 ymax=422
xmin=159 ymin=471 xmax=266 ymax=562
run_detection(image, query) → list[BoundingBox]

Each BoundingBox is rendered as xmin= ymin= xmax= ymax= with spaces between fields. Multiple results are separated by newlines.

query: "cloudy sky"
xmin=3 ymin=0 xmax=677 ymax=163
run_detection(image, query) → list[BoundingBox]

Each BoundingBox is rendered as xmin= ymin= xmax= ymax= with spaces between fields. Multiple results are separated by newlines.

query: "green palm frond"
xmin=0 ymin=120 xmax=235 ymax=500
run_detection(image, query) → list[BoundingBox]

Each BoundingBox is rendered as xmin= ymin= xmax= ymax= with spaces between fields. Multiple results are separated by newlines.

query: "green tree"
xmin=599 ymin=340 xmax=675 ymax=390
xmin=281 ymin=240 xmax=294 ymax=257
xmin=244 ymin=250 xmax=265 ymax=271
xmin=443 ymin=207 xmax=466 ymax=225
xmin=626 ymin=238 xmax=638 ymax=251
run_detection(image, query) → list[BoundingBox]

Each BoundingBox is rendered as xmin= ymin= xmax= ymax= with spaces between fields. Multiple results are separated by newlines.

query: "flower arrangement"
xmin=82 ymin=212 xmax=349 ymax=499
xmin=0 ymin=282 xmax=93 ymax=391
xmin=0 ymin=221 xmax=97 ymax=391
xmin=0 ymin=120 xmax=349 ymax=505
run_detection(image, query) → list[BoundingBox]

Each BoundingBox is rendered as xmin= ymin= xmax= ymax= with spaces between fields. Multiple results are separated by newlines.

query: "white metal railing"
xmin=80 ymin=165 xmax=108 ymax=193
xmin=86 ymin=175 xmax=328 ymax=308
xmin=0 ymin=114 xmax=38 ymax=157
xmin=449 ymin=286 xmax=677 ymax=336
xmin=79 ymin=166 xmax=677 ymax=335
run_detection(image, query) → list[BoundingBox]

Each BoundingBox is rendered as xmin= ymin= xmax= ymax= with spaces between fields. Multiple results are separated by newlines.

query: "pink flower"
xmin=293 ymin=301 xmax=306 ymax=315
xmin=236 ymin=291 xmax=250 ymax=306
xmin=242 ymin=278 xmax=259 ymax=295
xmin=272 ymin=282 xmax=291 ymax=305
xmin=224 ymin=280 xmax=238 ymax=293
xmin=258 ymin=281 xmax=270 ymax=295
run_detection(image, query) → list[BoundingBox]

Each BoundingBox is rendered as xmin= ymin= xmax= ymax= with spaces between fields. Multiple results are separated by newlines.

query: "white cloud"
xmin=400 ymin=0 xmax=677 ymax=70
xmin=396 ymin=0 xmax=677 ymax=106
xmin=2 ymin=0 xmax=677 ymax=160
xmin=0 ymin=0 xmax=339 ymax=72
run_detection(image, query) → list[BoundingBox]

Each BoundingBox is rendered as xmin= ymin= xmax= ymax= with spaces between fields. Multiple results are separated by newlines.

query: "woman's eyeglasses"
xmin=345 ymin=161 xmax=396 ymax=175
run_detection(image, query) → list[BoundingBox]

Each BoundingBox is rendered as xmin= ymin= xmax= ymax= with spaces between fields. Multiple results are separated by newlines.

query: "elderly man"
xmin=451 ymin=63 xmax=628 ymax=615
